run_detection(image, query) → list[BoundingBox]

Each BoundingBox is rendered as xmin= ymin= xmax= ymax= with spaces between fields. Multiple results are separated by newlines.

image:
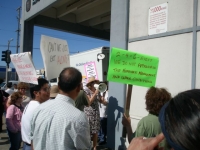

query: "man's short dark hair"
xmin=30 ymin=78 xmax=49 ymax=99
xmin=7 ymin=82 xmax=12 ymax=88
xmin=58 ymin=67 xmax=82 ymax=93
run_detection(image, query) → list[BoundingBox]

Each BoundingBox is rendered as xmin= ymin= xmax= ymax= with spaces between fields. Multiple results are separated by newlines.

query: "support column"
xmin=107 ymin=0 xmax=129 ymax=149
xmin=20 ymin=19 xmax=34 ymax=53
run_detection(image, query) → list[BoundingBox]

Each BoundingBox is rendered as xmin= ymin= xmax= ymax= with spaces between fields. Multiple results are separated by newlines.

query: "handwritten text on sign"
xmin=10 ymin=52 xmax=38 ymax=84
xmin=107 ymin=47 xmax=159 ymax=87
xmin=148 ymin=3 xmax=168 ymax=35
xmin=84 ymin=62 xmax=98 ymax=80
xmin=40 ymin=35 xmax=70 ymax=80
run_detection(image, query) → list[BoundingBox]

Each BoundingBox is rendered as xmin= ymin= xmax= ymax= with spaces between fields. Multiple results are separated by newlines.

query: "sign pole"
xmin=5 ymin=65 xmax=8 ymax=85
xmin=122 ymin=84 xmax=133 ymax=137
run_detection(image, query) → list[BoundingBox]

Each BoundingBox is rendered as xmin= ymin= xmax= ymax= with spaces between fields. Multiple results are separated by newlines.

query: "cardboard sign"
xmin=148 ymin=3 xmax=168 ymax=35
xmin=84 ymin=62 xmax=98 ymax=80
xmin=107 ymin=47 xmax=159 ymax=87
xmin=40 ymin=35 xmax=70 ymax=80
xmin=10 ymin=52 xmax=38 ymax=84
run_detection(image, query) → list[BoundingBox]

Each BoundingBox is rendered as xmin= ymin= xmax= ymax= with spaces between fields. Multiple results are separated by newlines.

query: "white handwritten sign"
xmin=40 ymin=35 xmax=70 ymax=80
xmin=148 ymin=3 xmax=168 ymax=35
xmin=84 ymin=62 xmax=98 ymax=80
xmin=10 ymin=52 xmax=38 ymax=84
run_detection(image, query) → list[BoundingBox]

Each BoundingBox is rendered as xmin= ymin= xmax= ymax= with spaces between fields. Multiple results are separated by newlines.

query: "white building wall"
xmin=198 ymin=1 xmax=200 ymax=26
xmin=196 ymin=32 xmax=200 ymax=88
xmin=128 ymin=0 xmax=195 ymax=132
xmin=129 ymin=0 xmax=193 ymax=39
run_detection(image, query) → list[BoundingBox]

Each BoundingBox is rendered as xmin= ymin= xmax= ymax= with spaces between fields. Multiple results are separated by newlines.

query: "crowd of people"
xmin=0 ymin=67 xmax=200 ymax=150
xmin=0 ymin=67 xmax=108 ymax=150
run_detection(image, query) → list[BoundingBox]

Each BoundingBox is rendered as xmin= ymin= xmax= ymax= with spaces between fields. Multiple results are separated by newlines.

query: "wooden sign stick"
xmin=122 ymin=84 xmax=133 ymax=138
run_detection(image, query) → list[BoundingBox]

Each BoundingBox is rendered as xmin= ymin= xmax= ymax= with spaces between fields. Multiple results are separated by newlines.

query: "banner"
xmin=10 ymin=52 xmax=38 ymax=84
xmin=40 ymin=35 xmax=70 ymax=80
xmin=107 ymin=47 xmax=159 ymax=87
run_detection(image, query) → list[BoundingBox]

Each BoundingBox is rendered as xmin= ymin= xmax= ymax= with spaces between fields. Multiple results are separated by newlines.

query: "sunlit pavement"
xmin=0 ymin=116 xmax=23 ymax=150
xmin=0 ymin=116 xmax=109 ymax=150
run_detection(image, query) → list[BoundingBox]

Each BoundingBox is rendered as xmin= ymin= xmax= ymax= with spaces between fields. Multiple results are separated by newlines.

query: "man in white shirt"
xmin=21 ymin=78 xmax=50 ymax=150
xmin=5 ymin=82 xmax=14 ymax=95
xmin=98 ymin=89 xmax=108 ymax=145
xmin=13 ymin=84 xmax=18 ymax=92
xmin=31 ymin=67 xmax=91 ymax=150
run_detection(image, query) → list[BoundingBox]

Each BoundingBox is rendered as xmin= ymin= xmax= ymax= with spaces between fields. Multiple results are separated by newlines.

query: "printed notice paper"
xmin=107 ymin=47 xmax=159 ymax=87
xmin=10 ymin=52 xmax=38 ymax=84
xmin=148 ymin=3 xmax=168 ymax=35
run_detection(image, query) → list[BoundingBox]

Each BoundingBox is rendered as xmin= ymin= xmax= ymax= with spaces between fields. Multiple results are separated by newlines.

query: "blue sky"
xmin=0 ymin=0 xmax=110 ymax=70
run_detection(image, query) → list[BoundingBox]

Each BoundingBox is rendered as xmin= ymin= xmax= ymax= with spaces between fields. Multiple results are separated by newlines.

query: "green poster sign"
xmin=107 ymin=47 xmax=159 ymax=87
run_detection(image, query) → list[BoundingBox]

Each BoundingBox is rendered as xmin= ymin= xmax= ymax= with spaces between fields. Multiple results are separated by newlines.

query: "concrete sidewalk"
xmin=0 ymin=116 xmax=23 ymax=150
xmin=0 ymin=116 xmax=110 ymax=150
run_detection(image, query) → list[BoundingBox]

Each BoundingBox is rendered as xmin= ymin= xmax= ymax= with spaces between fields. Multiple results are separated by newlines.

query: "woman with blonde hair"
xmin=7 ymin=82 xmax=31 ymax=109
xmin=6 ymin=91 xmax=23 ymax=150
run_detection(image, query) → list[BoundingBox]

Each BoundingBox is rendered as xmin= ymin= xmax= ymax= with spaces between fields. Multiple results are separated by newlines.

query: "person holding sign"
xmin=84 ymin=77 xmax=102 ymax=150
xmin=122 ymin=87 xmax=171 ymax=149
xmin=128 ymin=89 xmax=200 ymax=150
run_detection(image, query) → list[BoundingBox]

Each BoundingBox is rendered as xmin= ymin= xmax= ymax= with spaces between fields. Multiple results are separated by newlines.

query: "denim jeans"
xmin=23 ymin=142 xmax=32 ymax=150
xmin=98 ymin=117 xmax=107 ymax=142
xmin=0 ymin=111 xmax=3 ymax=133
xmin=7 ymin=129 xmax=22 ymax=150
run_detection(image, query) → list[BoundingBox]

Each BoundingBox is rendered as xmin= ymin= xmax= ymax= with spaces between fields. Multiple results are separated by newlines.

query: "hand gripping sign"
xmin=107 ymin=47 xmax=159 ymax=137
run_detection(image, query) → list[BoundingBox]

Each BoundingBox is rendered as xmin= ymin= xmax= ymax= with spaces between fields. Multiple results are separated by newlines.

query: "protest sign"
xmin=10 ymin=52 xmax=38 ymax=84
xmin=107 ymin=47 xmax=159 ymax=87
xmin=40 ymin=35 xmax=70 ymax=80
xmin=84 ymin=62 xmax=98 ymax=80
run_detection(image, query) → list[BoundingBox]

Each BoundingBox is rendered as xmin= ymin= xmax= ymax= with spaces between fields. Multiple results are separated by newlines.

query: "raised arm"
xmin=86 ymin=89 xmax=99 ymax=106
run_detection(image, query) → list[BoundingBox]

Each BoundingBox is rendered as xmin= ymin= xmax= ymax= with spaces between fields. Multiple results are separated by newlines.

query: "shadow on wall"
xmin=107 ymin=96 xmax=127 ymax=150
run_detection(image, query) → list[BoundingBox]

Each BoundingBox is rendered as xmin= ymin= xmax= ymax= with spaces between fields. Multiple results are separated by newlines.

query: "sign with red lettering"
xmin=10 ymin=52 xmax=38 ymax=84
xmin=84 ymin=62 xmax=98 ymax=81
xmin=40 ymin=35 xmax=70 ymax=80
xmin=148 ymin=3 xmax=168 ymax=35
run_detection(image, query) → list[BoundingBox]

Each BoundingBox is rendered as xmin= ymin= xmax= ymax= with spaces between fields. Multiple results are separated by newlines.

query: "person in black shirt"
xmin=0 ymin=89 xmax=9 ymax=133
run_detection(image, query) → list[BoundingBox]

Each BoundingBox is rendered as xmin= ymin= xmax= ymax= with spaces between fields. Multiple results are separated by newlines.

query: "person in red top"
xmin=6 ymin=91 xmax=23 ymax=150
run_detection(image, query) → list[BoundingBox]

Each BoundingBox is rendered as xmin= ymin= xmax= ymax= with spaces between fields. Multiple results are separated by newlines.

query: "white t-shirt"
xmin=21 ymin=100 xmax=40 ymax=144
xmin=5 ymin=88 xmax=14 ymax=95
xmin=99 ymin=91 xmax=108 ymax=118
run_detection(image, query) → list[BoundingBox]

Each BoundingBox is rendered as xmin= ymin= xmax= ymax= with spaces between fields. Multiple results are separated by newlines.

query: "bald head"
xmin=58 ymin=67 xmax=82 ymax=93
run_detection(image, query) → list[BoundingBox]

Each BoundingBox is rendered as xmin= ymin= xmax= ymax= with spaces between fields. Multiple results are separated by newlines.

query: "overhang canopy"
xmin=24 ymin=0 xmax=111 ymax=40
